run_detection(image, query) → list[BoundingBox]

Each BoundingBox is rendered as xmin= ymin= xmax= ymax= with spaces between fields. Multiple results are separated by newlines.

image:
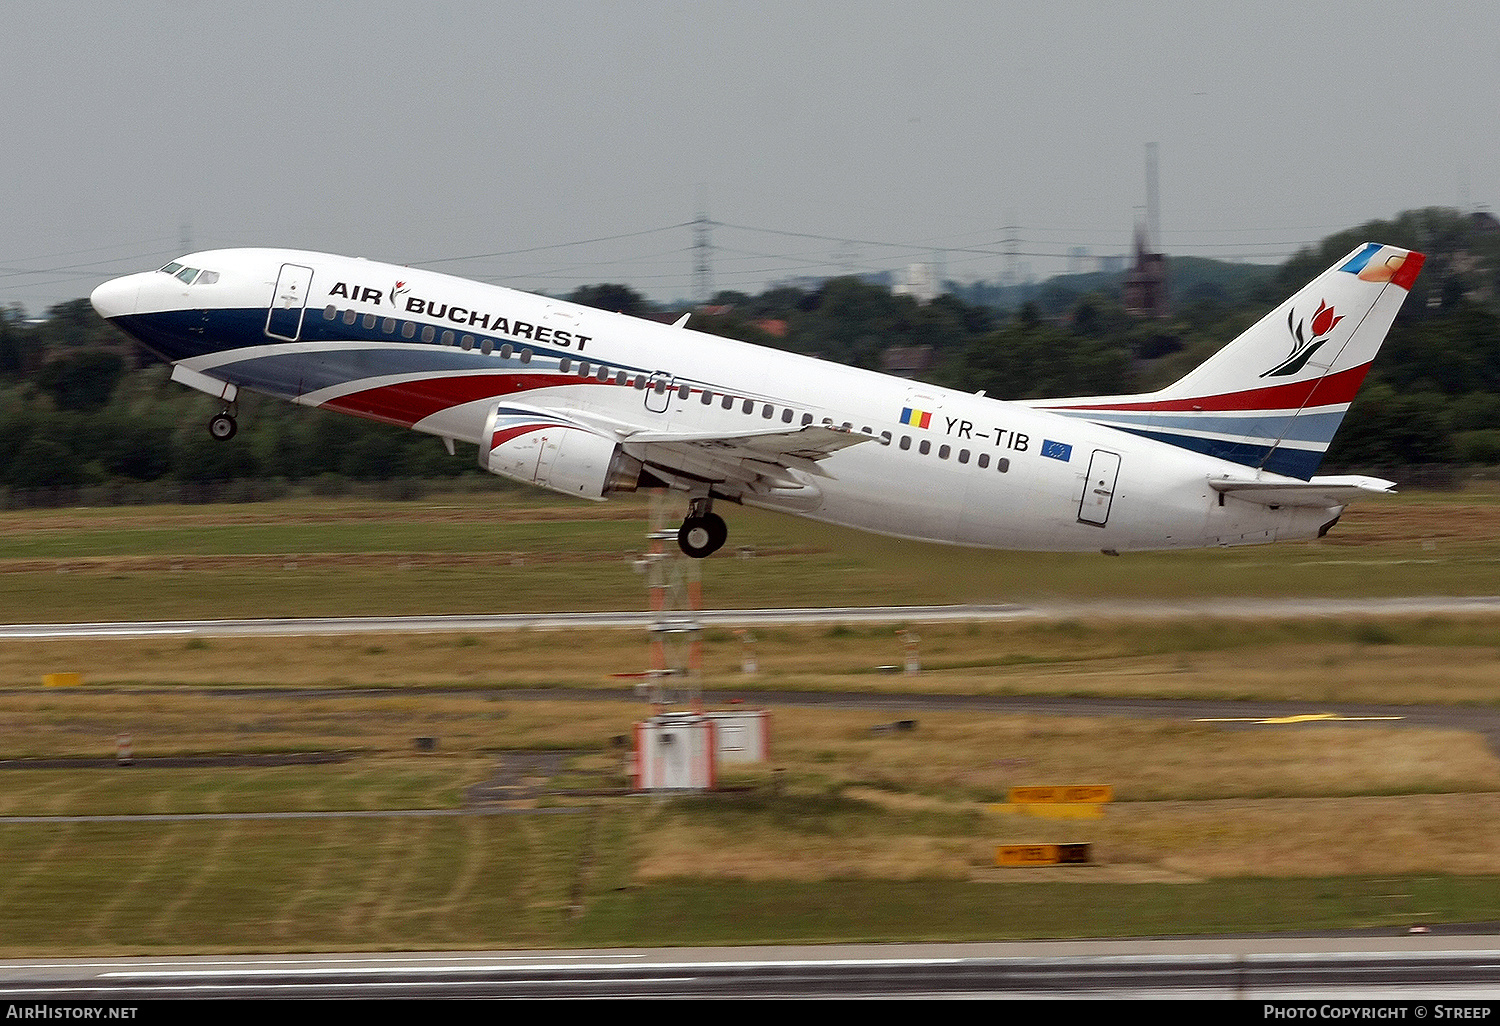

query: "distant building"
xmin=751 ymin=318 xmax=788 ymax=338
xmin=1122 ymin=225 xmax=1168 ymax=318
xmin=1469 ymin=210 xmax=1500 ymax=235
xmin=881 ymin=345 xmax=935 ymax=378
xmin=892 ymin=263 xmax=939 ymax=304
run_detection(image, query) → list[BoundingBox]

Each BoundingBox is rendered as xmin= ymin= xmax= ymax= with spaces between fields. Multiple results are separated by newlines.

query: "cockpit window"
xmin=157 ymin=262 xmax=217 ymax=285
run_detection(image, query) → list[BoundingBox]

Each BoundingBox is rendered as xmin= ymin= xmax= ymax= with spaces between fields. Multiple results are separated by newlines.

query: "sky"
xmin=3 ymin=0 xmax=1498 ymax=315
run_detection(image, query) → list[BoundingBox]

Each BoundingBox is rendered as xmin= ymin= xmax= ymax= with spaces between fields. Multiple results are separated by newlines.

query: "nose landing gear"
xmin=677 ymin=497 xmax=728 ymax=558
xmin=208 ymin=401 xmax=238 ymax=441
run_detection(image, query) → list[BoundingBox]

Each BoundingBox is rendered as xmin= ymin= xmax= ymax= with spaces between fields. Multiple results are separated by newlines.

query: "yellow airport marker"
xmin=43 ymin=673 xmax=82 ymax=687
xmin=1196 ymin=712 xmax=1404 ymax=724
xmin=995 ymin=843 xmax=1092 ymax=866
xmin=987 ymin=802 xmax=1103 ymax=820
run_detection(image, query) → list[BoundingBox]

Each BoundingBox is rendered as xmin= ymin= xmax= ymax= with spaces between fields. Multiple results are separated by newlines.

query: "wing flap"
xmin=624 ymin=424 xmax=875 ymax=494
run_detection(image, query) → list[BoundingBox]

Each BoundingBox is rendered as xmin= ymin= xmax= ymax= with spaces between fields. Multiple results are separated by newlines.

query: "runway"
xmin=4 ymin=938 xmax=1500 ymax=999
xmin=4 ymin=595 xmax=1500 ymax=638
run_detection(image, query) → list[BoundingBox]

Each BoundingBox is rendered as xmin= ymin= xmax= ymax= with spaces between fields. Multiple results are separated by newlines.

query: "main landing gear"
xmin=677 ymin=497 xmax=728 ymax=559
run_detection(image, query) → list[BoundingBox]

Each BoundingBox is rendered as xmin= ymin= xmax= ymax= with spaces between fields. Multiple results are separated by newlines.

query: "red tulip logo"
xmin=1263 ymin=299 xmax=1344 ymax=378
xmin=1310 ymin=300 xmax=1342 ymax=339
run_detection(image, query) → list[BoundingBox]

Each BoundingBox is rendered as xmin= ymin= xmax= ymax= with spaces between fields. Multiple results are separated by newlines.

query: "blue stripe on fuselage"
xmin=1048 ymin=407 xmax=1350 ymax=446
xmin=106 ymin=306 xmax=653 ymax=400
xmin=1112 ymin=425 xmax=1325 ymax=480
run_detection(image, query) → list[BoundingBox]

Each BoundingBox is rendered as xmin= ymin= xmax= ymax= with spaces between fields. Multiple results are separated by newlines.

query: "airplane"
xmin=90 ymin=241 xmax=1424 ymax=558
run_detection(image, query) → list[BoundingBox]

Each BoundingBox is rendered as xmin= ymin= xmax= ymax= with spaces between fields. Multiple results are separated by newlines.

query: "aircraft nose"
xmin=90 ymin=275 xmax=141 ymax=319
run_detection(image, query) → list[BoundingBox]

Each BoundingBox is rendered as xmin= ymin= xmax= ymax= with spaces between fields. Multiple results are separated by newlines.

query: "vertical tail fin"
xmin=1030 ymin=243 xmax=1425 ymax=479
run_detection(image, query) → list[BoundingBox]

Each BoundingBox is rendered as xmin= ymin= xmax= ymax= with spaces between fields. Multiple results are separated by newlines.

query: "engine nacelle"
xmin=479 ymin=404 xmax=641 ymax=500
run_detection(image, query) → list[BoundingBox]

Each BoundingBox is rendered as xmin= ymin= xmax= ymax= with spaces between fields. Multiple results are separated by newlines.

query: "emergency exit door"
xmin=1077 ymin=449 xmax=1121 ymax=527
xmin=265 ymin=263 xmax=314 ymax=341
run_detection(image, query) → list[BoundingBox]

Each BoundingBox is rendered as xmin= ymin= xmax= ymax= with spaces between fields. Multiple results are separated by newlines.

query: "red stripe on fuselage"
xmin=1049 ymin=363 xmax=1371 ymax=414
xmin=320 ymin=373 xmax=597 ymax=427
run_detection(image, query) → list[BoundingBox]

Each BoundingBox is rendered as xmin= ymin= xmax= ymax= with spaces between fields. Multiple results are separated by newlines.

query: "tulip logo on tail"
xmin=1262 ymin=300 xmax=1342 ymax=378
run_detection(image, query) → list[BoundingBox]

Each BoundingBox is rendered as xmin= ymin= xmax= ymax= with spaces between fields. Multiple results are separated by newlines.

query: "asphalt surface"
xmin=4 ymin=940 xmax=1500 ymax=999
xmin=4 ymin=596 xmax=1500 ymax=638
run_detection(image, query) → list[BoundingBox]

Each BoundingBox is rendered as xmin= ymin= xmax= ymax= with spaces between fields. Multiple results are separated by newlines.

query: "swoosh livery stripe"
xmin=320 ymin=373 xmax=601 ymax=428
xmin=1112 ymin=426 xmax=1325 ymax=480
xmin=1044 ymin=363 xmax=1373 ymax=414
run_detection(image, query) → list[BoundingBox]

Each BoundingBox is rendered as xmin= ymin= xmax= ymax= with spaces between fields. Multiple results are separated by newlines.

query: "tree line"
xmin=2 ymin=205 xmax=1497 ymax=495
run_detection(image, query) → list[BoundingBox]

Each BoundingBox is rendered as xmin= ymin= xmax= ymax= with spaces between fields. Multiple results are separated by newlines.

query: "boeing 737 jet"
xmin=90 ymin=242 xmax=1423 ymax=558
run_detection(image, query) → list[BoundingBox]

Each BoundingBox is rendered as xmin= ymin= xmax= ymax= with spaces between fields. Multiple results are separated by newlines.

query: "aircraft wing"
xmin=483 ymin=399 xmax=875 ymax=498
xmin=620 ymin=423 xmax=874 ymax=493
xmin=1208 ymin=474 xmax=1396 ymax=508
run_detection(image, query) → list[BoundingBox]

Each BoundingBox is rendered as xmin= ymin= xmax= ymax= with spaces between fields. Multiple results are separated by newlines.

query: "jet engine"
xmin=479 ymin=404 xmax=642 ymax=500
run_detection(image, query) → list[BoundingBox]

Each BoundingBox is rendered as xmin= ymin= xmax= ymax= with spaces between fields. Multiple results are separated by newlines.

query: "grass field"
xmin=0 ymin=486 xmax=1498 ymax=621
xmin=2 ymin=487 xmax=1500 ymax=952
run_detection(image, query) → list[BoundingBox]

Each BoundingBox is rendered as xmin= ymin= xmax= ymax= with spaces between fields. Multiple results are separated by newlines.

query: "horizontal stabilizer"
xmin=1208 ymin=474 xmax=1395 ymax=508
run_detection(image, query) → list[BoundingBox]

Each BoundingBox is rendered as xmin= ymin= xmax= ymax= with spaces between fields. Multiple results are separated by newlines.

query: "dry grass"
xmin=0 ymin=693 xmax=645 ymax=760
xmin=763 ymin=710 xmax=1500 ymax=800
xmin=3 ymin=615 xmax=1500 ymax=706
xmin=631 ymin=790 xmax=1500 ymax=883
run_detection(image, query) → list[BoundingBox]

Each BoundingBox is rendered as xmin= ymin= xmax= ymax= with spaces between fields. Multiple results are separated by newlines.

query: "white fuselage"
xmin=92 ymin=248 xmax=1345 ymax=552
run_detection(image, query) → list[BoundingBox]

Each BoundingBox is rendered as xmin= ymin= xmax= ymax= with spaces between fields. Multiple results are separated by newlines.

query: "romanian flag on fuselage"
xmin=900 ymin=407 xmax=932 ymax=429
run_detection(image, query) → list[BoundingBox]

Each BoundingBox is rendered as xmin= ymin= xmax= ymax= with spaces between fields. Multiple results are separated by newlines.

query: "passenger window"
xmin=701 ymin=390 xmax=714 ymax=405
xmin=880 ymin=431 xmax=891 ymax=445
xmin=343 ymin=310 xmax=358 ymax=325
xmin=402 ymin=322 xmax=416 ymax=338
xmin=762 ymin=404 xmax=774 ymax=419
xmin=323 ymin=305 xmax=337 ymax=320
xmin=559 ymin=358 xmax=571 ymax=373
xmin=655 ymin=379 xmax=667 ymax=393
xmin=500 ymin=343 xmax=513 ymax=359
xmin=578 ymin=361 xmax=591 ymax=377
xmin=481 ymin=339 xmax=493 ymax=355
xmin=919 ymin=440 xmax=931 ymax=455
xmin=997 ymin=457 xmax=1010 ymax=473
xmin=939 ymin=445 xmax=951 ymax=460
xmin=801 ymin=413 xmax=814 ymax=426
xmin=782 ymin=409 xmax=794 ymax=423
xmin=421 ymin=325 xmax=435 ymax=342
xmin=958 ymin=449 xmax=970 ymax=464
xmin=634 ymin=374 xmax=647 ymax=389
xmin=363 ymin=314 xmax=376 ymax=329
xmin=678 ymin=383 xmax=691 ymax=399
xmin=742 ymin=399 xmax=754 ymax=414
xmin=461 ymin=334 xmax=474 ymax=350
xmin=441 ymin=330 xmax=455 ymax=345
xmin=520 ymin=348 xmax=533 ymax=364
xmin=978 ymin=453 xmax=990 ymax=468
xmin=596 ymin=365 xmax=609 ymax=381
xmin=722 ymin=395 xmax=734 ymax=409
xmin=383 ymin=318 xmax=396 ymax=334
xmin=615 ymin=370 xmax=628 ymax=385
xmin=899 ymin=436 xmax=911 ymax=451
